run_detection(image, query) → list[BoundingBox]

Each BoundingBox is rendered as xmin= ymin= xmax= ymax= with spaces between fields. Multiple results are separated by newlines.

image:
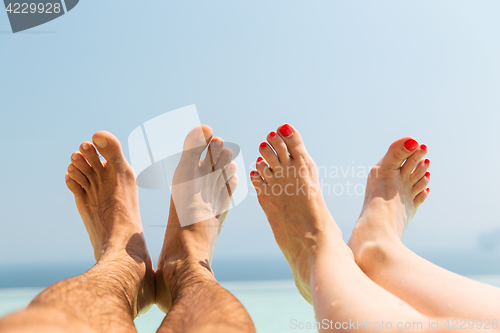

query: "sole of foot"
xmin=65 ymin=131 xmax=155 ymax=317
xmin=155 ymin=125 xmax=238 ymax=313
xmin=250 ymin=124 xmax=347 ymax=304
xmin=347 ymin=137 xmax=430 ymax=270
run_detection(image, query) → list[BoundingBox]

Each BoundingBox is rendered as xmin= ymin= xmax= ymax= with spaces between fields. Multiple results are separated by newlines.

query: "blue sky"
xmin=1 ymin=1 xmax=500 ymax=274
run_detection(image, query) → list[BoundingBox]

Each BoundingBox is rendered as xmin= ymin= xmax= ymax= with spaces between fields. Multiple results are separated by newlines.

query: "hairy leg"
xmin=155 ymin=125 xmax=255 ymax=333
xmin=251 ymin=124 xmax=499 ymax=333
xmin=349 ymin=138 xmax=500 ymax=320
xmin=0 ymin=131 xmax=155 ymax=333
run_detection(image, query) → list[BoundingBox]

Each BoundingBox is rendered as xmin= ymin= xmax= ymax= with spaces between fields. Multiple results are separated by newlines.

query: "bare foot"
xmin=250 ymin=124 xmax=347 ymax=304
xmin=155 ymin=125 xmax=238 ymax=313
xmin=348 ymin=137 xmax=430 ymax=269
xmin=65 ymin=131 xmax=155 ymax=317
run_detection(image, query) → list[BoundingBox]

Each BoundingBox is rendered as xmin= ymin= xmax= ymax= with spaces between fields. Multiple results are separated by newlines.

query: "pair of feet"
xmin=249 ymin=124 xmax=430 ymax=303
xmin=65 ymin=125 xmax=237 ymax=316
xmin=65 ymin=123 xmax=430 ymax=316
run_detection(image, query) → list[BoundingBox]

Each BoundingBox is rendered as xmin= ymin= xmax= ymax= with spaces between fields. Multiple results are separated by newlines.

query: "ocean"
xmin=0 ymin=280 xmax=316 ymax=333
xmin=1 ymin=276 xmax=499 ymax=333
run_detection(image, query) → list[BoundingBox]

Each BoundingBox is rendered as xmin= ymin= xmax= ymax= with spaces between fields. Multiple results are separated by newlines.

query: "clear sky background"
xmin=1 ymin=1 xmax=500 ymax=279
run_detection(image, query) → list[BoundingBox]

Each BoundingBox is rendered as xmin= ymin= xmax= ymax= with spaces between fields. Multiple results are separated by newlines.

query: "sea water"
xmin=0 ymin=276 xmax=499 ymax=333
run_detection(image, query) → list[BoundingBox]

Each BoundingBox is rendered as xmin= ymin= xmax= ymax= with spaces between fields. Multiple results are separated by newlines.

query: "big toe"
xmin=92 ymin=131 xmax=128 ymax=168
xmin=277 ymin=123 xmax=309 ymax=160
xmin=181 ymin=125 xmax=213 ymax=161
xmin=379 ymin=137 xmax=420 ymax=170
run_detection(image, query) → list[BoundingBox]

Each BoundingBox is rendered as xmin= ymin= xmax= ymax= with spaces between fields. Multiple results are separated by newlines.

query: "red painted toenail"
xmin=260 ymin=142 xmax=267 ymax=149
xmin=257 ymin=157 xmax=264 ymax=162
xmin=404 ymin=139 xmax=419 ymax=151
xmin=424 ymin=159 xmax=430 ymax=166
xmin=425 ymin=172 xmax=431 ymax=178
xmin=269 ymin=131 xmax=277 ymax=137
xmin=426 ymin=188 xmax=430 ymax=193
xmin=279 ymin=124 xmax=293 ymax=137
xmin=420 ymin=144 xmax=427 ymax=151
xmin=250 ymin=171 xmax=257 ymax=176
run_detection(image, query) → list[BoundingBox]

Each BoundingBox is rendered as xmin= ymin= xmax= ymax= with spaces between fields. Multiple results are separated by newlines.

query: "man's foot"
xmin=347 ymin=137 xmax=430 ymax=269
xmin=65 ymin=131 xmax=155 ymax=317
xmin=250 ymin=124 xmax=348 ymax=304
xmin=155 ymin=125 xmax=238 ymax=313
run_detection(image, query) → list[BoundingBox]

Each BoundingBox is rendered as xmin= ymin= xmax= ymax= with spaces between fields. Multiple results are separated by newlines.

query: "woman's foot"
xmin=155 ymin=125 xmax=238 ymax=313
xmin=250 ymin=124 xmax=349 ymax=304
xmin=348 ymin=137 xmax=430 ymax=270
xmin=65 ymin=131 xmax=155 ymax=317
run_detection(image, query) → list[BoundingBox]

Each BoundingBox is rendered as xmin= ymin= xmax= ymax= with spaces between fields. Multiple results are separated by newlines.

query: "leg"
xmin=348 ymin=138 xmax=500 ymax=320
xmin=250 ymin=124 xmax=499 ymax=332
xmin=0 ymin=132 xmax=155 ymax=333
xmin=155 ymin=125 xmax=255 ymax=333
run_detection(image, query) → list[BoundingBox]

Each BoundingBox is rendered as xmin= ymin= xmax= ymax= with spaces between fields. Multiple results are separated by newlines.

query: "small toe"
xmin=92 ymin=131 xmax=129 ymax=168
xmin=413 ymin=172 xmax=430 ymax=196
xmin=214 ymin=147 xmax=233 ymax=171
xmin=250 ymin=170 xmax=267 ymax=195
xmin=71 ymin=152 xmax=94 ymax=178
xmin=379 ymin=137 xmax=420 ymax=170
xmin=201 ymin=137 xmax=224 ymax=171
xmin=80 ymin=142 xmax=104 ymax=173
xmin=401 ymin=144 xmax=428 ymax=177
xmin=68 ymin=164 xmax=90 ymax=189
xmin=65 ymin=173 xmax=85 ymax=197
xmin=277 ymin=124 xmax=309 ymax=160
xmin=215 ymin=174 xmax=239 ymax=216
xmin=410 ymin=158 xmax=430 ymax=184
xmin=259 ymin=141 xmax=280 ymax=169
xmin=215 ymin=161 xmax=237 ymax=193
xmin=256 ymin=158 xmax=273 ymax=183
xmin=225 ymin=174 xmax=238 ymax=194
xmin=414 ymin=188 xmax=430 ymax=206
xmin=221 ymin=173 xmax=238 ymax=197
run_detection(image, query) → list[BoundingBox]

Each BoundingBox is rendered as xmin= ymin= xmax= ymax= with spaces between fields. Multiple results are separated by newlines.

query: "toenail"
xmin=426 ymin=188 xmax=430 ymax=193
xmin=279 ymin=124 xmax=293 ymax=137
xmin=269 ymin=131 xmax=277 ymax=138
xmin=425 ymin=172 xmax=431 ymax=178
xmin=404 ymin=139 xmax=419 ymax=151
xmin=82 ymin=143 xmax=90 ymax=150
xmin=424 ymin=159 xmax=430 ymax=166
xmin=257 ymin=157 xmax=264 ymax=162
xmin=260 ymin=142 xmax=267 ymax=149
xmin=68 ymin=164 xmax=75 ymax=171
xmin=93 ymin=138 xmax=109 ymax=148
xmin=420 ymin=144 xmax=427 ymax=151
xmin=250 ymin=171 xmax=257 ymax=176
xmin=71 ymin=154 xmax=78 ymax=161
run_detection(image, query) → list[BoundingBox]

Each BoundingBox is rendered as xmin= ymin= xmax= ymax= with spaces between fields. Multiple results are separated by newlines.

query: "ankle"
xmin=305 ymin=224 xmax=344 ymax=256
xmin=349 ymin=211 xmax=402 ymax=251
xmin=158 ymin=255 xmax=215 ymax=300
xmin=89 ymin=253 xmax=151 ymax=316
xmin=351 ymin=235 xmax=402 ymax=274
